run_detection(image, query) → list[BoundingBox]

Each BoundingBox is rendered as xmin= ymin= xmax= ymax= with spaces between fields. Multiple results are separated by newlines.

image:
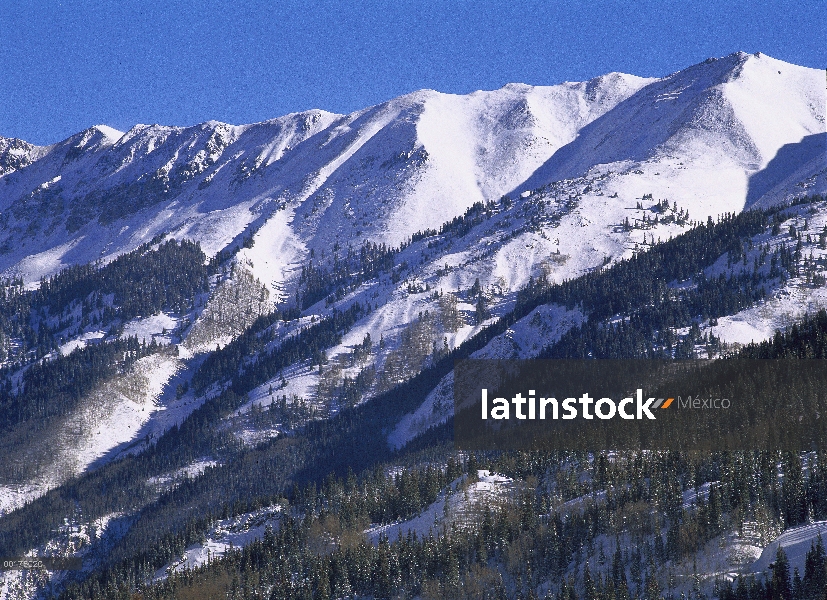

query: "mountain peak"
xmin=499 ymin=82 xmax=533 ymax=92
xmin=90 ymin=124 xmax=124 ymax=142
xmin=0 ymin=53 xmax=822 ymax=287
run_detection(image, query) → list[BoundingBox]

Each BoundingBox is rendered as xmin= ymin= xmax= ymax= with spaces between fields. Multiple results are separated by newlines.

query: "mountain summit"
xmin=0 ymin=52 xmax=826 ymax=599
xmin=0 ymin=52 xmax=822 ymax=289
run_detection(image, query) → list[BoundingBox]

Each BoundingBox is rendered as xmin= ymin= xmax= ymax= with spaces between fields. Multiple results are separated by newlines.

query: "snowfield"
xmin=0 ymin=353 xmax=184 ymax=516
xmin=0 ymin=52 xmax=821 ymax=294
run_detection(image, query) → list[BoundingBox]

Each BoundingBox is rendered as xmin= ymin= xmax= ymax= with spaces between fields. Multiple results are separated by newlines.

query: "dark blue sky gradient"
xmin=1 ymin=0 xmax=824 ymax=145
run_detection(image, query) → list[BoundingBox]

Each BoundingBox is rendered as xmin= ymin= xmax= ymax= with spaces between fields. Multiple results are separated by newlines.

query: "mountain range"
xmin=0 ymin=51 xmax=825 ymax=600
xmin=0 ymin=51 xmax=822 ymax=288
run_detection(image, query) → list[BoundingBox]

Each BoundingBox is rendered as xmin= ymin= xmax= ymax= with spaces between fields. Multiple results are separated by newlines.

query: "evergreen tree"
xmin=770 ymin=546 xmax=792 ymax=600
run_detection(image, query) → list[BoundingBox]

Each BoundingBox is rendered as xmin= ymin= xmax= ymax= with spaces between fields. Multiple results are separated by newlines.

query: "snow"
xmin=722 ymin=53 xmax=825 ymax=169
xmin=0 ymin=354 xmax=183 ymax=516
xmin=657 ymin=530 xmax=763 ymax=592
xmin=121 ymin=312 xmax=178 ymax=345
xmin=365 ymin=470 xmax=512 ymax=543
xmin=0 ymin=511 xmax=133 ymax=600
xmin=235 ymin=205 xmax=305 ymax=301
xmin=59 ymin=354 xmax=181 ymax=471
xmin=489 ymin=232 xmax=561 ymax=292
xmin=153 ymin=505 xmax=283 ymax=580
xmin=91 ymin=125 xmax=125 ymax=143
xmin=15 ymin=239 xmax=86 ymax=291
xmin=682 ymin=481 xmax=718 ymax=509
xmin=387 ymin=304 xmax=583 ymax=450
xmin=516 ymin=52 xmax=824 ymax=222
xmin=59 ymin=330 xmax=106 ymax=355
xmin=147 ymin=459 xmax=220 ymax=493
xmin=708 ymin=285 xmax=827 ymax=346
xmin=0 ymin=482 xmax=53 ymax=519
xmin=695 ymin=203 xmax=827 ymax=347
xmin=751 ymin=521 xmax=827 ymax=576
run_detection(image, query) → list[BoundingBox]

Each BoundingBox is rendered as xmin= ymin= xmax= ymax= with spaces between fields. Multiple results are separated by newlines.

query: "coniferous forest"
xmin=1 ymin=197 xmax=827 ymax=599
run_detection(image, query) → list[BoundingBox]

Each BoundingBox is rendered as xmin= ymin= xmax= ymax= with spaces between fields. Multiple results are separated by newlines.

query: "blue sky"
xmin=1 ymin=0 xmax=824 ymax=145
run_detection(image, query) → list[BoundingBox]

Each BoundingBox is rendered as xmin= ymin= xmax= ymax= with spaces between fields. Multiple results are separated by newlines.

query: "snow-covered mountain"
xmin=0 ymin=52 xmax=825 ymax=600
xmin=0 ymin=49 xmax=822 ymax=491
xmin=0 ymin=50 xmax=821 ymax=480
xmin=0 ymin=52 xmax=822 ymax=290
xmin=519 ymin=52 xmax=825 ymax=206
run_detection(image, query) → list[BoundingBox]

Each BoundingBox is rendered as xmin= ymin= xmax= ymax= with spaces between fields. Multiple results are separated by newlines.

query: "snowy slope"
xmin=1 ymin=52 xmax=819 ymax=298
xmin=365 ymin=470 xmax=513 ymax=544
xmin=153 ymin=505 xmax=283 ymax=581
xmin=517 ymin=53 xmax=825 ymax=219
xmin=0 ymin=50 xmax=823 ymax=515
xmin=0 ymin=136 xmax=44 ymax=177
xmin=0 ymin=353 xmax=184 ymax=517
xmin=751 ymin=521 xmax=827 ymax=576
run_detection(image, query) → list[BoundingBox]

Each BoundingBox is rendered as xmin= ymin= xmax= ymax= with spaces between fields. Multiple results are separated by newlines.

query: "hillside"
xmin=0 ymin=52 xmax=824 ymax=599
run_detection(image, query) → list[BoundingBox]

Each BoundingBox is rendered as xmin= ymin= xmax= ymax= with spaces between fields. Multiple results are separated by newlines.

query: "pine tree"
xmin=770 ymin=546 xmax=792 ymax=600
xmin=803 ymin=535 xmax=826 ymax=598
xmin=782 ymin=452 xmax=806 ymax=527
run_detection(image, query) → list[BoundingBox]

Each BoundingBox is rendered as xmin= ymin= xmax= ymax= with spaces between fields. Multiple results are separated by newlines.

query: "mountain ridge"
xmin=0 ymin=51 xmax=826 ymax=599
xmin=0 ymin=53 xmax=822 ymax=296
